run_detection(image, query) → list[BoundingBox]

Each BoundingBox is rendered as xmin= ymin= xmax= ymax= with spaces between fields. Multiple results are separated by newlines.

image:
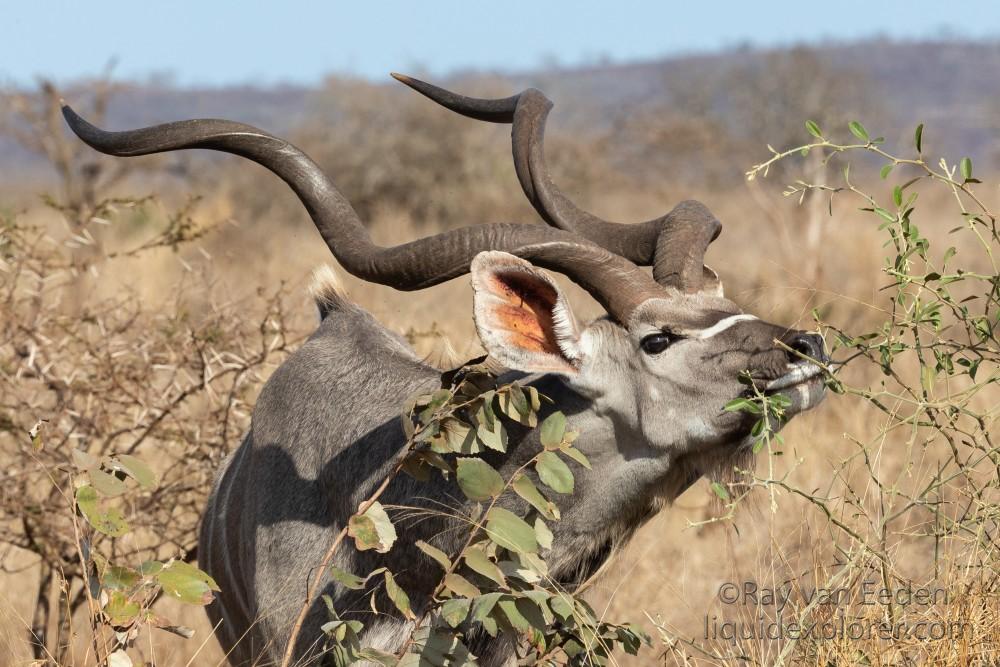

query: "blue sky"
xmin=4 ymin=1 xmax=999 ymax=86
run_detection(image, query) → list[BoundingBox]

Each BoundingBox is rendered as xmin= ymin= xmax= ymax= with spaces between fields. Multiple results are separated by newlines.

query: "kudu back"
xmin=64 ymin=75 xmax=828 ymax=666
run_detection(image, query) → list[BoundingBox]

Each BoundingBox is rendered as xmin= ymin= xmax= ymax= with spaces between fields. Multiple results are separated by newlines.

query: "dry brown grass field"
xmin=1 ymin=58 xmax=998 ymax=666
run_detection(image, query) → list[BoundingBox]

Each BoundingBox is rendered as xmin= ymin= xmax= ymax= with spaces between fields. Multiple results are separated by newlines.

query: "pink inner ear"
xmin=487 ymin=271 xmax=562 ymax=357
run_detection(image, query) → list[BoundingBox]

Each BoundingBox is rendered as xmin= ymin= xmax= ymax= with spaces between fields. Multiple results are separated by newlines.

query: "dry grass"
xmin=2 ymin=178 xmax=994 ymax=665
xmin=1 ymin=69 xmax=998 ymax=666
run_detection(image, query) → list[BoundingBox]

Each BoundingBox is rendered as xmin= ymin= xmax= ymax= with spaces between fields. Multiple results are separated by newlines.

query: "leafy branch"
xmin=299 ymin=365 xmax=650 ymax=666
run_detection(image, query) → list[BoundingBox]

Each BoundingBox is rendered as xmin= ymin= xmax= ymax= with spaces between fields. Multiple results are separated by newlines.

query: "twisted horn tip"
xmin=61 ymin=104 xmax=92 ymax=139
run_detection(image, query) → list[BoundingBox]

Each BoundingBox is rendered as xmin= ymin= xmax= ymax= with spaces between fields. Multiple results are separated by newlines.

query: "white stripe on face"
xmin=687 ymin=314 xmax=758 ymax=339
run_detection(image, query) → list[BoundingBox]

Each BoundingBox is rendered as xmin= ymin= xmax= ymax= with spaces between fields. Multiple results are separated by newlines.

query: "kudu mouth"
xmin=737 ymin=330 xmax=829 ymax=424
xmin=763 ymin=360 xmax=827 ymax=416
xmin=764 ymin=361 xmax=823 ymax=392
xmin=723 ymin=359 xmax=826 ymax=453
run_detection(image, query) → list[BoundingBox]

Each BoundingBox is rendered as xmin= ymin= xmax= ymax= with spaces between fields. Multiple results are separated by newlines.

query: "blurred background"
xmin=2 ymin=2 xmax=999 ymax=665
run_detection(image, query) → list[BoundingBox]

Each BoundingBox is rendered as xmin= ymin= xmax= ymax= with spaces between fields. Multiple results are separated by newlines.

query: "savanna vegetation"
xmin=1 ymin=44 xmax=997 ymax=665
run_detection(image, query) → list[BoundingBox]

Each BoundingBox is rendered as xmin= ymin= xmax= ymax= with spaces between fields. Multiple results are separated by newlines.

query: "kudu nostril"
xmin=786 ymin=333 xmax=826 ymax=363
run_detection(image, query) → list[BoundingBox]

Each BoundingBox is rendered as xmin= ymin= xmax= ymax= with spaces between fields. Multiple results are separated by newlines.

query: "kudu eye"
xmin=640 ymin=331 xmax=681 ymax=355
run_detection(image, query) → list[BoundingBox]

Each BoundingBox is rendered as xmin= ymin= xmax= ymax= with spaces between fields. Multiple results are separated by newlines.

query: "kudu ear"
xmin=470 ymin=251 xmax=582 ymax=375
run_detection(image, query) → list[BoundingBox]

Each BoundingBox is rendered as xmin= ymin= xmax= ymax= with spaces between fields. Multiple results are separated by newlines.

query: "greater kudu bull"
xmin=64 ymin=74 xmax=828 ymax=666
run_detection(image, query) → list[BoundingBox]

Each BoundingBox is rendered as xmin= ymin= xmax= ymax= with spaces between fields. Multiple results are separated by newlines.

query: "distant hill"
xmin=4 ymin=38 xmax=999 ymax=184
xmin=506 ymin=39 xmax=1000 ymax=157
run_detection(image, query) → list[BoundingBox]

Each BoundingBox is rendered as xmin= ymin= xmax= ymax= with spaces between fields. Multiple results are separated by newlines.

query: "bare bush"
xmin=0 ymin=199 xmax=299 ymax=662
xmin=647 ymin=118 xmax=1000 ymax=666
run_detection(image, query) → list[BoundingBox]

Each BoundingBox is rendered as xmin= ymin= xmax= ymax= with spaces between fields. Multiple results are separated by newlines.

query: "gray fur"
xmin=199 ymin=259 xmax=827 ymax=666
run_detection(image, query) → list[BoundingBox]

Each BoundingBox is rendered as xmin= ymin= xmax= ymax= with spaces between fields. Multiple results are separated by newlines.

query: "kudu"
xmin=64 ymin=74 xmax=829 ymax=666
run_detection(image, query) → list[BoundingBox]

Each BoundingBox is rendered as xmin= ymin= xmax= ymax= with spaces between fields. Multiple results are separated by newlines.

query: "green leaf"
xmin=723 ymin=398 xmax=761 ymax=415
xmin=497 ymin=598 xmax=531 ymax=632
xmin=574 ymin=598 xmax=599 ymax=625
xmin=475 ymin=418 xmax=507 ymax=453
xmin=471 ymin=592 xmax=504 ymax=622
xmin=892 ymin=186 xmax=903 ymax=208
xmin=539 ymin=411 xmax=567 ymax=449
xmin=348 ymin=502 xmax=396 ymax=553
xmin=440 ymin=597 xmax=471 ymax=628
xmin=383 ymin=571 xmax=415 ymax=619
xmin=617 ymin=624 xmax=652 ymax=655
xmin=921 ymin=364 xmax=937 ymax=394
xmin=329 ymin=565 xmax=384 ymax=590
xmin=805 ymin=120 xmax=822 ymax=138
xmin=960 ymin=156 xmax=973 ymax=181
xmin=348 ymin=514 xmax=380 ymax=552
xmin=399 ymin=628 xmax=472 ymax=666
xmin=879 ymin=164 xmax=893 ymax=180
xmin=500 ymin=558 xmax=541 ymax=584
xmin=464 ymin=545 xmax=507 ymax=588
xmin=89 ymin=468 xmax=127 ymax=497
xmin=443 ymin=420 xmax=479 ymax=454
xmin=517 ymin=551 xmax=549 ymax=579
xmin=138 ymin=560 xmax=163 ymax=576
xmin=419 ymin=450 xmax=453 ymax=474
xmin=874 ymin=207 xmax=896 ymax=223
xmin=415 ymin=540 xmax=451 ymax=571
xmin=511 ymin=474 xmax=558 ymax=520
xmin=71 ymin=449 xmax=100 ymax=470
xmin=104 ymin=591 xmax=141 ymax=626
xmin=522 ymin=590 xmax=555 ymax=625
xmin=75 ymin=485 xmax=129 ymax=537
xmin=429 ymin=388 xmax=452 ymax=407
xmin=104 ymin=565 xmax=141 ymax=591
xmin=498 ymin=598 xmax=547 ymax=633
xmin=559 ymin=445 xmax=591 ymax=470
xmin=710 ymin=482 xmax=730 ymax=501
xmin=497 ymin=385 xmax=535 ymax=426
xmin=321 ymin=616 xmax=364 ymax=643
xmin=320 ymin=594 xmax=341 ymax=619
xmin=355 ymin=648 xmax=398 ymax=666
xmin=914 ymin=123 xmax=924 ymax=152
xmin=456 ymin=458 xmax=504 ymax=501
xmin=562 ymin=639 xmax=584 ymax=658
xmin=329 ymin=566 xmax=366 ymax=590
xmin=427 ymin=429 xmax=451 ymax=454
xmin=401 ymin=454 xmax=431 ymax=482
xmin=485 ymin=507 xmax=538 ymax=554
xmin=511 ymin=385 xmax=531 ymax=418
xmin=443 ymin=573 xmax=481 ymax=598
xmin=769 ymin=393 xmax=793 ymax=410
xmin=526 ymin=386 xmax=543 ymax=412
xmin=475 ymin=397 xmax=496 ymax=430
xmin=112 ymin=455 xmax=157 ymax=489
xmin=534 ymin=518 xmax=553 ymax=550
xmin=519 ymin=598 xmax=551 ymax=633
xmin=549 ymin=595 xmax=574 ymax=621
xmin=535 ymin=451 xmax=574 ymax=494
xmin=157 ymin=561 xmax=219 ymax=605
xmin=848 ymin=120 xmax=869 ymax=141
